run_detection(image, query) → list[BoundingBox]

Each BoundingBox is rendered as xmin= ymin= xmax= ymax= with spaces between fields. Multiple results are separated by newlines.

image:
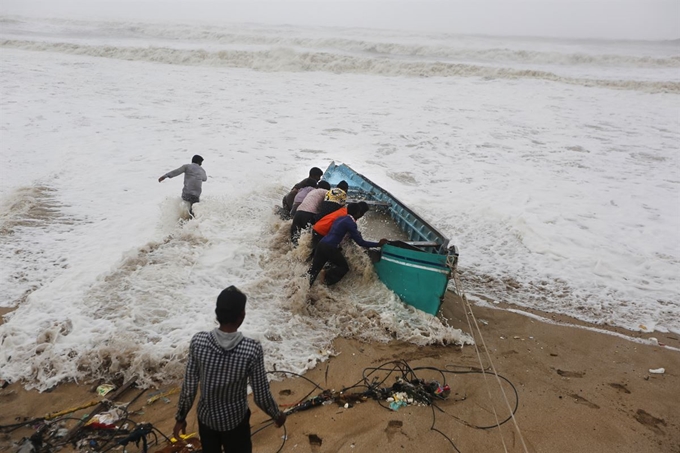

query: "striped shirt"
xmin=175 ymin=330 xmax=282 ymax=431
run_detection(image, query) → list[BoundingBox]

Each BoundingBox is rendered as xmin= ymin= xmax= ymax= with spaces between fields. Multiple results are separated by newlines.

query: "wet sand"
xmin=1 ymin=293 xmax=679 ymax=453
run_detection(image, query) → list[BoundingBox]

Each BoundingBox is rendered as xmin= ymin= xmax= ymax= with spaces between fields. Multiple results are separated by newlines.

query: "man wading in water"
xmin=158 ymin=154 xmax=207 ymax=218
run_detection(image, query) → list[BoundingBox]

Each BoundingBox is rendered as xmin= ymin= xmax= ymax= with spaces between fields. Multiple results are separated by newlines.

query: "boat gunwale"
xmin=324 ymin=162 xmax=453 ymax=255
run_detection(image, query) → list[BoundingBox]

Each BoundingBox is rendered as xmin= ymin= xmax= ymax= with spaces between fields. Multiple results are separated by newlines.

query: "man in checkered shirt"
xmin=173 ymin=286 xmax=286 ymax=452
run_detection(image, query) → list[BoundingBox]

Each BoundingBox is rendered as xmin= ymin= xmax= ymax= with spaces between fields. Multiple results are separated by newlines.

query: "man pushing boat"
xmin=308 ymin=202 xmax=387 ymax=286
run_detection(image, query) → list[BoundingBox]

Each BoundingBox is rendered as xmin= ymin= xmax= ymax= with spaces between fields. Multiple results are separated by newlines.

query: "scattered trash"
xmin=389 ymin=400 xmax=406 ymax=411
xmin=16 ymin=438 xmax=37 ymax=453
xmin=158 ymin=434 xmax=202 ymax=453
xmin=648 ymin=337 xmax=659 ymax=345
xmin=478 ymin=319 xmax=489 ymax=326
xmin=96 ymin=384 xmax=116 ymax=397
xmin=147 ymin=387 xmax=180 ymax=405
xmin=170 ymin=432 xmax=198 ymax=443
xmin=649 ymin=368 xmax=665 ymax=374
xmin=85 ymin=407 xmax=126 ymax=426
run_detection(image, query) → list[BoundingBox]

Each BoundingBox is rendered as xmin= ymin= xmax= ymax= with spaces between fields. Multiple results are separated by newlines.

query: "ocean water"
xmin=0 ymin=17 xmax=678 ymax=390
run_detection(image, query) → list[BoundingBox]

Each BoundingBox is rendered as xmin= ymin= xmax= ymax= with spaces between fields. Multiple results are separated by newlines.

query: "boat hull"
xmin=374 ymin=244 xmax=452 ymax=315
xmin=322 ymin=162 xmax=458 ymax=315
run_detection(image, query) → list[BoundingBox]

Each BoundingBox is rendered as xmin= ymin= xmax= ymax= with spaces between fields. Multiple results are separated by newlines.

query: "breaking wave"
xmin=4 ymin=16 xmax=680 ymax=68
xmin=0 ymin=186 xmax=80 ymax=307
xmin=2 ymin=39 xmax=678 ymax=94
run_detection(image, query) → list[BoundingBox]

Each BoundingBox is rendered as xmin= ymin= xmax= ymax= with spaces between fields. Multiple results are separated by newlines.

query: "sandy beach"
xmin=1 ymin=292 xmax=678 ymax=453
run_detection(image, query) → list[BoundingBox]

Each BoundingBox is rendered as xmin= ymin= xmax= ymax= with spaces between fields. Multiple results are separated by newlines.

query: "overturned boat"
xmin=322 ymin=162 xmax=459 ymax=315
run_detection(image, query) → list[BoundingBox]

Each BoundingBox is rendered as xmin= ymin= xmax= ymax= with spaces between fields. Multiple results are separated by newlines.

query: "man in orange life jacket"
xmin=308 ymin=202 xmax=387 ymax=286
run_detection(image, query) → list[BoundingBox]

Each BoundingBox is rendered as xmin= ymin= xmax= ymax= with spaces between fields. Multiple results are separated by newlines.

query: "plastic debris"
xmin=16 ymin=438 xmax=37 ymax=453
xmin=147 ymin=387 xmax=180 ymax=404
xmin=649 ymin=368 xmax=665 ymax=374
xmin=85 ymin=407 xmax=126 ymax=426
xmin=388 ymin=392 xmax=409 ymax=411
xmin=96 ymin=384 xmax=116 ymax=397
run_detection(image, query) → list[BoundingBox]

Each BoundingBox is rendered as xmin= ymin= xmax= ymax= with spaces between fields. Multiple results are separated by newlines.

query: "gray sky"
xmin=1 ymin=0 xmax=678 ymax=40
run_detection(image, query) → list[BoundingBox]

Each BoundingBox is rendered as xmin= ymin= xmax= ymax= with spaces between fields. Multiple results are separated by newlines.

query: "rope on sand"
xmin=454 ymin=272 xmax=530 ymax=453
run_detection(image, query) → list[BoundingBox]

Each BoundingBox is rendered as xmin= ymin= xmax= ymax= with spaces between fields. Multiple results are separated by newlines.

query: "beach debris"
xmin=283 ymin=377 xmax=451 ymax=416
xmin=63 ymin=378 xmax=137 ymax=443
xmin=170 ymin=432 xmax=199 ymax=443
xmin=84 ymin=407 xmax=125 ymax=426
xmin=648 ymin=337 xmax=659 ymax=345
xmin=0 ymin=379 xmax=9 ymax=389
xmin=388 ymin=392 xmax=409 ymax=411
xmin=96 ymin=384 xmax=116 ymax=397
xmin=648 ymin=368 xmax=665 ymax=374
xmin=117 ymin=423 xmax=154 ymax=451
xmin=478 ymin=319 xmax=489 ymax=325
xmin=147 ymin=387 xmax=180 ymax=405
xmin=16 ymin=437 xmax=38 ymax=453
xmin=44 ymin=399 xmax=100 ymax=420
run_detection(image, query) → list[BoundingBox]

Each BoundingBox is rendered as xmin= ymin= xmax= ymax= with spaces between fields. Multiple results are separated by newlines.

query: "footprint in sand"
xmin=634 ymin=409 xmax=666 ymax=435
xmin=308 ymin=434 xmax=322 ymax=452
xmin=556 ymin=369 xmax=585 ymax=378
xmin=608 ymin=383 xmax=631 ymax=394
xmin=385 ymin=420 xmax=404 ymax=441
xmin=569 ymin=394 xmax=600 ymax=409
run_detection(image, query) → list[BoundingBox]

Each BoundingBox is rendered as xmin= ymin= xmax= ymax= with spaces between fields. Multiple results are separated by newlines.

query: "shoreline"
xmin=2 ymin=294 xmax=679 ymax=452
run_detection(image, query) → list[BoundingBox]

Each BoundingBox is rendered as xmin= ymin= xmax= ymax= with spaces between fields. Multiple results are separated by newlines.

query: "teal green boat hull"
xmin=374 ymin=244 xmax=452 ymax=315
xmin=323 ymin=162 xmax=459 ymax=315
